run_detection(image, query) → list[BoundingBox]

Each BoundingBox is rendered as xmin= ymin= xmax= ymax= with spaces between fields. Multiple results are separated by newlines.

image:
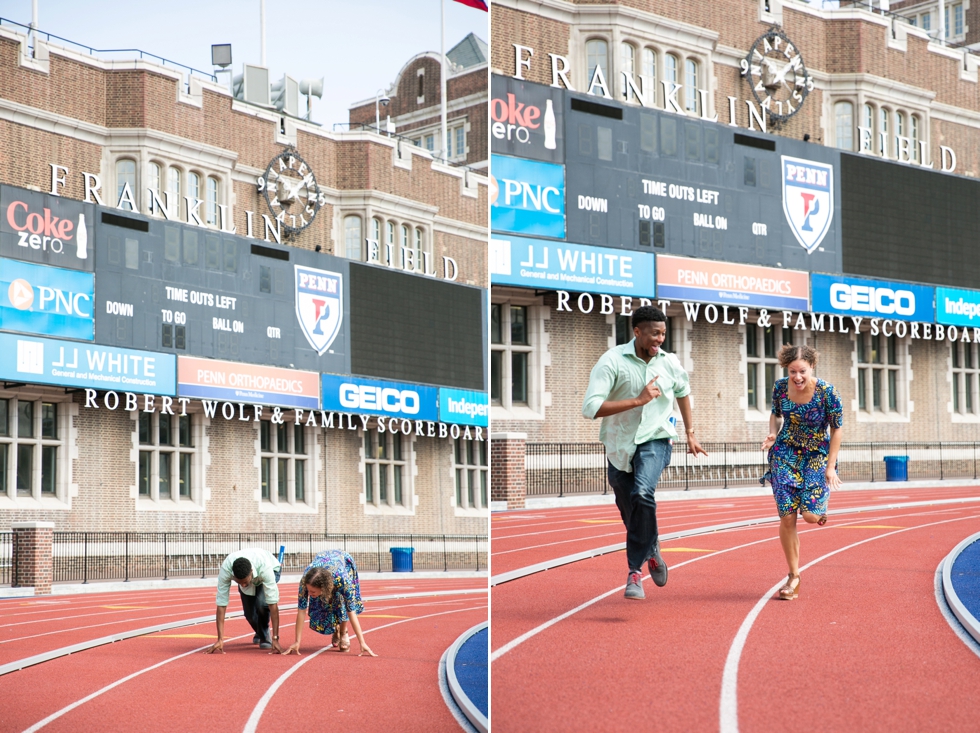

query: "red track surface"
xmin=491 ymin=486 xmax=980 ymax=732
xmin=1 ymin=578 xmax=487 ymax=732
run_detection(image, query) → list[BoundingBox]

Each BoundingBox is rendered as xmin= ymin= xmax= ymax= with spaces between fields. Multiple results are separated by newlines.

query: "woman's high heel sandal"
xmin=777 ymin=574 xmax=800 ymax=600
xmin=817 ymin=514 xmax=828 ymax=526
xmin=338 ymin=632 xmax=351 ymax=652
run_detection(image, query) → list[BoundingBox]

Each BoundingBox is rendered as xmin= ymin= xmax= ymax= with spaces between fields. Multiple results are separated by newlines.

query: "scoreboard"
xmin=560 ymin=89 xmax=844 ymax=274
xmin=93 ymin=210 xmax=351 ymax=376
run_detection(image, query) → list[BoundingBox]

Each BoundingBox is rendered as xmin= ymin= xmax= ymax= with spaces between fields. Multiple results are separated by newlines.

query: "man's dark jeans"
xmin=239 ymin=584 xmax=271 ymax=642
xmin=607 ymin=438 xmax=673 ymax=572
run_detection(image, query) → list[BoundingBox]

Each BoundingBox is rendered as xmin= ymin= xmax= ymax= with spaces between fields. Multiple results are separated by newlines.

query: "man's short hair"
xmin=232 ymin=557 xmax=252 ymax=580
xmin=632 ymin=305 xmax=667 ymax=330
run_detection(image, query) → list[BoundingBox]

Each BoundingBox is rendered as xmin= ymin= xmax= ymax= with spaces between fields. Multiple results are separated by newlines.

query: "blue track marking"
xmin=950 ymin=538 xmax=980 ymax=619
xmin=453 ymin=627 xmax=488 ymax=718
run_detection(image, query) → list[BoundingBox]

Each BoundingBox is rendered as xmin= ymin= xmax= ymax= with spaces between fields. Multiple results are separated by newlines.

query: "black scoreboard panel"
xmin=561 ymin=90 xmax=844 ymax=274
xmin=840 ymin=153 xmax=980 ymax=288
xmin=349 ymin=263 xmax=486 ymax=391
xmin=93 ymin=210 xmax=351 ymax=375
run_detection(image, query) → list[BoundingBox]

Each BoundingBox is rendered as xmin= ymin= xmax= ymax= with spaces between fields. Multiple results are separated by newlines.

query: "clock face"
xmin=741 ymin=28 xmax=813 ymax=123
xmin=257 ymin=150 xmax=326 ymax=235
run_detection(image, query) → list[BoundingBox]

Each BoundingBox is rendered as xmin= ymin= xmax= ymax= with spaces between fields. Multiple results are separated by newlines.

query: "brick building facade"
xmin=349 ymin=33 xmax=489 ymax=169
xmin=490 ymin=0 xmax=980 ymax=506
xmin=0 ymin=24 xmax=488 ymax=534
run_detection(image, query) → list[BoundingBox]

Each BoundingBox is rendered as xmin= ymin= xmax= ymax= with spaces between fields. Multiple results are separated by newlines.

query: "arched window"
xmin=188 ymin=172 xmax=201 ymax=204
xmin=879 ymin=108 xmax=889 ymax=156
xmin=911 ymin=115 xmax=920 ymax=161
xmin=862 ymin=104 xmax=874 ymax=152
xmin=168 ymin=167 xmax=181 ymax=207
xmin=400 ymin=224 xmax=409 ymax=249
xmin=148 ymin=162 xmax=161 ymax=196
xmin=206 ymin=177 xmax=219 ymax=226
xmin=371 ymin=217 xmax=381 ymax=243
xmin=415 ymin=228 xmax=424 ymax=251
xmin=665 ymin=53 xmax=679 ymax=86
xmin=895 ymin=111 xmax=905 ymax=158
xmin=642 ymin=48 xmax=657 ymax=99
xmin=586 ymin=39 xmax=608 ymax=84
xmin=684 ymin=59 xmax=699 ymax=113
xmin=344 ymin=215 xmax=363 ymax=260
xmin=620 ymin=43 xmax=635 ymax=100
xmin=116 ymin=159 xmax=136 ymax=210
xmin=834 ymin=101 xmax=854 ymax=151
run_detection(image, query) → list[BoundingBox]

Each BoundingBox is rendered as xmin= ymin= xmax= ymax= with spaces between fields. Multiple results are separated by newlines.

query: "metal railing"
xmin=45 ymin=532 xmax=486 ymax=585
xmin=0 ymin=532 xmax=11 ymax=586
xmin=526 ymin=441 xmax=980 ymax=497
xmin=0 ymin=17 xmax=217 ymax=88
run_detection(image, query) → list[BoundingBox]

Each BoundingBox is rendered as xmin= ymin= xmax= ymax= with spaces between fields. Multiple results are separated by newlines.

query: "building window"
xmin=415 ymin=227 xmax=425 ymax=254
xmin=586 ymin=38 xmax=608 ymax=84
xmin=879 ymin=107 xmax=889 ymax=156
xmin=0 ymin=399 xmax=62 ymax=500
xmin=425 ymin=135 xmax=435 ymax=151
xmin=684 ymin=59 xmax=699 ymax=113
xmin=911 ymin=115 xmax=920 ymax=161
xmin=168 ymin=167 xmax=182 ymax=213
xmin=895 ymin=111 xmax=905 ymax=157
xmin=148 ymin=162 xmax=162 ymax=197
xmin=952 ymin=342 xmax=978 ymax=414
xmin=746 ymin=325 xmax=793 ymax=410
xmin=116 ymin=159 xmax=136 ymax=210
xmin=401 ymin=224 xmax=410 ymax=250
xmin=363 ymin=429 xmax=409 ymax=508
xmin=371 ymin=217 xmax=382 ymax=246
xmin=206 ymin=177 xmax=219 ymax=226
xmin=417 ymin=70 xmax=424 ymax=100
xmin=344 ymin=215 xmax=362 ymax=260
xmin=665 ymin=53 xmax=679 ymax=88
xmin=835 ymin=101 xmax=854 ymax=151
xmin=620 ymin=42 xmax=635 ymax=100
xmin=642 ymin=47 xmax=657 ymax=102
xmin=188 ymin=172 xmax=201 ymax=206
xmin=456 ymin=126 xmax=465 ymax=158
xmin=491 ymin=303 xmax=532 ymax=408
xmin=922 ymin=12 xmax=931 ymax=31
xmin=138 ymin=412 xmax=196 ymax=503
xmin=454 ymin=438 xmax=488 ymax=510
xmin=856 ymin=331 xmax=902 ymax=413
xmin=386 ymin=220 xmax=398 ymax=267
xmin=955 ymin=4 xmax=964 ymax=37
xmin=259 ymin=421 xmax=310 ymax=506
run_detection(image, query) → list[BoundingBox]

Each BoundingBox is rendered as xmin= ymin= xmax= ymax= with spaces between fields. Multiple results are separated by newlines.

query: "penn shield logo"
xmin=294 ymin=265 xmax=343 ymax=355
xmin=781 ymin=155 xmax=834 ymax=255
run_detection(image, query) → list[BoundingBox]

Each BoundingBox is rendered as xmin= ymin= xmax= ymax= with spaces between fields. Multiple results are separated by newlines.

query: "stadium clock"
xmin=740 ymin=28 xmax=813 ymax=123
xmin=256 ymin=149 xmax=326 ymax=235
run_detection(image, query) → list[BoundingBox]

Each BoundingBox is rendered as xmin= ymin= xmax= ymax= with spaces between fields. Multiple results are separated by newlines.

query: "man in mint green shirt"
xmin=204 ymin=548 xmax=283 ymax=653
xmin=583 ymin=306 xmax=707 ymax=599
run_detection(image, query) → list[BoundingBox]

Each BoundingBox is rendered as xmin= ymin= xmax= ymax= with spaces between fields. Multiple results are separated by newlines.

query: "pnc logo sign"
xmin=0 ymin=258 xmax=95 ymax=340
xmin=490 ymin=154 xmax=565 ymax=239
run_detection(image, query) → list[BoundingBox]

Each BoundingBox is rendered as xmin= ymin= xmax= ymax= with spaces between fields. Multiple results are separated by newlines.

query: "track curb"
xmin=941 ymin=530 xmax=980 ymax=647
xmin=445 ymin=621 xmax=489 ymax=733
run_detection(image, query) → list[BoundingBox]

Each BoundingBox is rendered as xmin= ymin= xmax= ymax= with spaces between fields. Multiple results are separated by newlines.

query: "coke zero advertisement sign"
xmin=0 ymin=185 xmax=96 ymax=271
xmin=491 ymin=74 xmax=564 ymax=164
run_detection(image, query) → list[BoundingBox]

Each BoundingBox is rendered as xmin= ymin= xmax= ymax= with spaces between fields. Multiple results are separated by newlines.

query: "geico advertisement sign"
xmin=322 ymin=374 xmax=438 ymax=421
xmin=0 ymin=186 xmax=94 ymax=271
xmin=811 ymin=274 xmax=934 ymax=322
xmin=490 ymin=154 xmax=565 ymax=239
xmin=0 ymin=258 xmax=94 ymax=340
xmin=438 ymin=388 xmax=489 ymax=427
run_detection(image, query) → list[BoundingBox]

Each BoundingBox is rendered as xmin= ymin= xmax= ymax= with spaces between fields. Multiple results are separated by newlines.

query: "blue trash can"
xmin=883 ymin=455 xmax=909 ymax=481
xmin=390 ymin=547 xmax=414 ymax=572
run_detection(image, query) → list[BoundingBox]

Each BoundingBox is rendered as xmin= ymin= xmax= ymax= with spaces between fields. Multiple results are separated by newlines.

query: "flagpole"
xmin=441 ymin=0 xmax=448 ymax=163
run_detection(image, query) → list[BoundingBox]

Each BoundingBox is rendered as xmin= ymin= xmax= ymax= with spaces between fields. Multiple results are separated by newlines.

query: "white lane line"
xmin=21 ymin=632 xmax=254 ymax=732
xmin=718 ymin=513 xmax=980 ymax=733
xmin=491 ymin=506 xmax=970 ymax=662
xmin=242 ymin=605 xmax=487 ymax=733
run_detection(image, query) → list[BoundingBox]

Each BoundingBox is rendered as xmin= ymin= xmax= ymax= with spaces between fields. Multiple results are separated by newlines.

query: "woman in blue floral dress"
xmin=281 ymin=549 xmax=377 ymax=657
xmin=761 ymin=344 xmax=843 ymax=600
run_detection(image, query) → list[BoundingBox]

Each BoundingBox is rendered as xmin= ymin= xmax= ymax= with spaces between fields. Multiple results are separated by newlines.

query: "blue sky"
xmin=5 ymin=0 xmax=487 ymax=126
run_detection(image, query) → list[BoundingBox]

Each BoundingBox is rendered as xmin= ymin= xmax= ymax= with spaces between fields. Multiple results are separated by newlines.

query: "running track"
xmin=0 ymin=577 xmax=487 ymax=732
xmin=491 ymin=485 xmax=980 ymax=732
